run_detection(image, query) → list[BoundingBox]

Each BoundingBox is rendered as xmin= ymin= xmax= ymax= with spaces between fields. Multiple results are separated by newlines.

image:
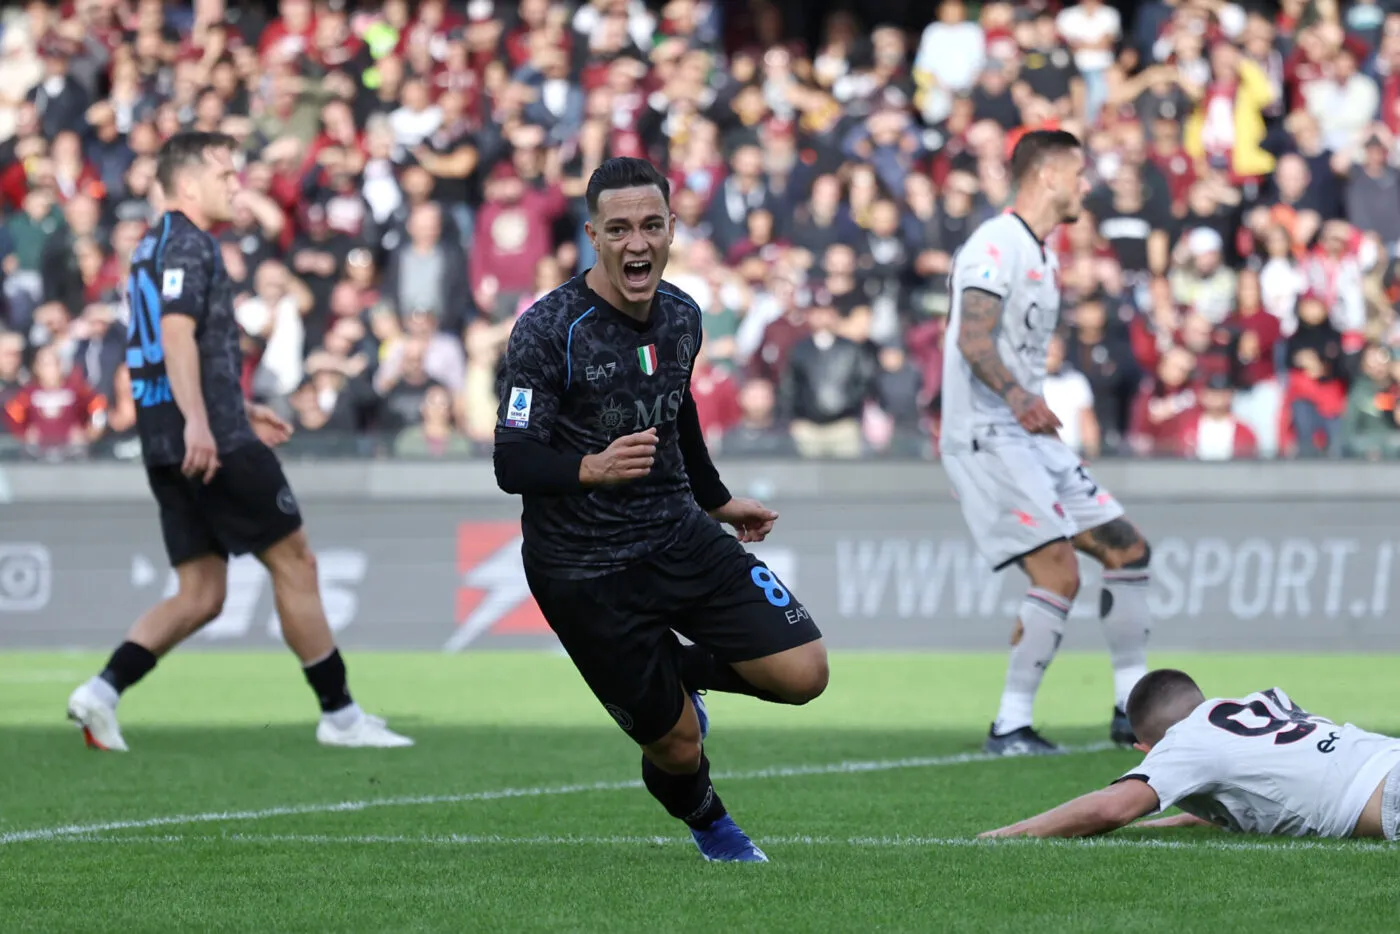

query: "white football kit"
xmin=941 ymin=213 xmax=1123 ymax=570
xmin=1120 ymin=687 xmax=1400 ymax=838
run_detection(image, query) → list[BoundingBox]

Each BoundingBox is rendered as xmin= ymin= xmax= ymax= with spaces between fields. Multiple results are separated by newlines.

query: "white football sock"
xmin=87 ymin=676 xmax=119 ymax=709
xmin=324 ymin=701 xmax=364 ymax=731
xmin=993 ymin=588 xmax=1070 ymax=735
xmin=1101 ymin=568 xmax=1151 ymax=711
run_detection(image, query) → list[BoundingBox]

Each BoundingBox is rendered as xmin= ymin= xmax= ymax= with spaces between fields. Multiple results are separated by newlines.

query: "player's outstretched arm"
xmin=978 ymin=779 xmax=1159 ymax=839
xmin=957 ymin=288 xmax=1061 ymax=435
xmin=1134 ymin=812 xmax=1216 ymax=830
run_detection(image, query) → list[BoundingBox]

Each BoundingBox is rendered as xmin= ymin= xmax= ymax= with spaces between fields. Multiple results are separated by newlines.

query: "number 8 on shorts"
xmin=750 ymin=566 xmax=790 ymax=607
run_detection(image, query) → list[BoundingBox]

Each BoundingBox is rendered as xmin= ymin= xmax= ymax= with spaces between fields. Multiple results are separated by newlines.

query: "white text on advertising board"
xmin=836 ymin=537 xmax=1394 ymax=620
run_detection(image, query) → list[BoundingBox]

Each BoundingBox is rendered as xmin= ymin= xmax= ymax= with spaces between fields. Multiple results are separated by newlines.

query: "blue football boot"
xmin=691 ymin=815 xmax=769 ymax=863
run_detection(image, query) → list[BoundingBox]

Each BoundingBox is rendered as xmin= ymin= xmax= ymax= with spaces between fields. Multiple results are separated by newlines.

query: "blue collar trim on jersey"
xmin=656 ymin=287 xmax=699 ymax=313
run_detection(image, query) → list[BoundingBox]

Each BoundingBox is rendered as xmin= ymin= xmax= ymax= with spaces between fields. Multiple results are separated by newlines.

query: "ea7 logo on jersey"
xmin=161 ymin=269 xmax=184 ymax=299
xmin=586 ymin=362 xmax=616 ymax=382
xmin=505 ymin=387 xmax=532 ymax=428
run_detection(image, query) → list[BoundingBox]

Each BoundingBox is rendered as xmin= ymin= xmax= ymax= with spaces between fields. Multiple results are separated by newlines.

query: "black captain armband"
xmin=677 ymin=393 xmax=731 ymax=511
xmin=493 ymin=438 xmax=585 ymax=496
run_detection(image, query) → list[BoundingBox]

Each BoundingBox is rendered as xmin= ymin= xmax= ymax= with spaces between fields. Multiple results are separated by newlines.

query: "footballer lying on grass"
xmin=981 ymin=669 xmax=1400 ymax=841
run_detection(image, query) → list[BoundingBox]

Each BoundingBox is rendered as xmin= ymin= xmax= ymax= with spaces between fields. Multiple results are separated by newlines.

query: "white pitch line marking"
xmin=51 ymin=831 xmax=1397 ymax=855
xmin=0 ymin=743 xmax=1117 ymax=845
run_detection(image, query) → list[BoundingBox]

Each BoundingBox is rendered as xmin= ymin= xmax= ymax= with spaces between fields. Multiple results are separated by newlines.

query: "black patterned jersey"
xmin=495 ymin=276 xmax=707 ymax=578
xmin=126 ymin=211 xmax=255 ymax=466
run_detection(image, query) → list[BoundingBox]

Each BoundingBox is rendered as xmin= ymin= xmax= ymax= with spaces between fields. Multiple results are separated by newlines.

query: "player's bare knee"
xmin=1085 ymin=519 xmax=1149 ymax=571
xmin=183 ymin=578 xmax=226 ymax=626
xmin=278 ymin=554 xmax=318 ymax=594
xmin=1109 ymin=538 xmax=1152 ymax=571
xmin=293 ymin=546 xmax=318 ymax=587
xmin=779 ymin=647 xmax=829 ymax=705
xmin=1026 ymin=541 xmax=1080 ymax=600
xmin=174 ymin=560 xmax=227 ymax=626
xmin=263 ymin=532 xmax=318 ymax=591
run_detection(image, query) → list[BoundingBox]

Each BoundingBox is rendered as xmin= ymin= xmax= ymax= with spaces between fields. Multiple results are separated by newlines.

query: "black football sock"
xmin=99 ymin=641 xmax=158 ymax=695
xmin=642 ymin=752 xmax=728 ymax=830
xmin=678 ymin=644 xmax=784 ymax=703
xmin=302 ymin=648 xmax=354 ymax=714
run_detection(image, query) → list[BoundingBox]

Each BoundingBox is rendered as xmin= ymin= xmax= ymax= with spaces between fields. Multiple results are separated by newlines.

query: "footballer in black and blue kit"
xmin=67 ymin=132 xmax=411 ymax=753
xmin=126 ymin=208 xmax=289 ymax=558
xmin=493 ymin=157 xmax=828 ymax=863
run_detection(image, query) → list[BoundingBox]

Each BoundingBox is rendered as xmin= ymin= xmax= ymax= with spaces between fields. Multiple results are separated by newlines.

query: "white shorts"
xmin=943 ymin=431 xmax=1125 ymax=571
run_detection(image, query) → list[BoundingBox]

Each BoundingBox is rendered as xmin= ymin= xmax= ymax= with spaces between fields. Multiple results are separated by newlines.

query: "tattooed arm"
xmin=956 ymin=288 xmax=1061 ymax=433
xmin=956 ymin=288 xmax=1030 ymax=410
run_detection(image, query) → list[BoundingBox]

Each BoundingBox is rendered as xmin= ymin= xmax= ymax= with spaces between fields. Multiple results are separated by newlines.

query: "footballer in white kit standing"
xmin=940 ymin=130 xmax=1155 ymax=756
xmin=983 ymin=669 xmax=1400 ymax=842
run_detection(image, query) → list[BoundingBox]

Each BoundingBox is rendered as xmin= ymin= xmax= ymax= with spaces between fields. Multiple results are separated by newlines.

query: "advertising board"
xmin=1 ymin=498 xmax=1393 ymax=652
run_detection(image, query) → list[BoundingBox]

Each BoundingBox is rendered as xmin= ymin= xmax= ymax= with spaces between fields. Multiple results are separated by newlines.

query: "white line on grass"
xmin=0 ymin=743 xmax=1116 ymax=845
xmin=52 ymin=831 xmax=1397 ymax=855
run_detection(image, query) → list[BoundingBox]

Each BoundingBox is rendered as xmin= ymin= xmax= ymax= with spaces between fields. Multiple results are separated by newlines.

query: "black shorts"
xmin=146 ymin=442 xmax=303 ymax=567
xmin=525 ymin=517 xmax=822 ymax=746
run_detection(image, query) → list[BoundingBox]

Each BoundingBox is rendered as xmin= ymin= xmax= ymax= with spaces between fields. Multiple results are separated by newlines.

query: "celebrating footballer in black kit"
xmin=66 ymin=132 xmax=411 ymax=752
xmin=494 ymin=157 xmax=829 ymax=863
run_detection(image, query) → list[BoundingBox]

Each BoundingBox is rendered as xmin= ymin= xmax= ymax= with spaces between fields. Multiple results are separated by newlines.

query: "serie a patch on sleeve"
xmin=505 ymin=387 xmax=533 ymax=428
xmin=162 ymin=269 xmax=184 ymax=299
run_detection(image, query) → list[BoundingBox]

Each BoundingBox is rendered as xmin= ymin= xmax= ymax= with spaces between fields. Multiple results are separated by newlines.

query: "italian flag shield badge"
xmin=637 ymin=344 xmax=658 ymax=375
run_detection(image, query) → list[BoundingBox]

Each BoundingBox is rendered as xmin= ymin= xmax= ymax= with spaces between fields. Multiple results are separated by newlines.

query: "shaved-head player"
xmin=493 ymin=157 xmax=828 ymax=862
xmin=983 ymin=669 xmax=1400 ymax=841
xmin=940 ymin=130 xmax=1155 ymax=756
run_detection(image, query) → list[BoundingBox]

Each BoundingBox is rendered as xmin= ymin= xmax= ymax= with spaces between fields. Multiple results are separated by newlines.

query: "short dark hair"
xmin=155 ymin=131 xmax=238 ymax=194
xmin=1009 ymin=129 xmax=1082 ymax=185
xmin=1126 ymin=669 xmax=1204 ymax=743
xmin=585 ymin=157 xmax=670 ymax=217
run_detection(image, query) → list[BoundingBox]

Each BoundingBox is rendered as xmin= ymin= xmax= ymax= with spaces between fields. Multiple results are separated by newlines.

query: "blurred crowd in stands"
xmin=6 ymin=0 xmax=1400 ymax=462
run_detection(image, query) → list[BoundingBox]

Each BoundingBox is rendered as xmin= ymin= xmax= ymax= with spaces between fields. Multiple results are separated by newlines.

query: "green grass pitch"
xmin=1 ymin=651 xmax=1396 ymax=933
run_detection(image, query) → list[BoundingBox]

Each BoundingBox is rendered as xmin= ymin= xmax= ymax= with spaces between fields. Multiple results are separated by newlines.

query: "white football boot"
xmin=316 ymin=710 xmax=414 ymax=748
xmin=67 ymin=680 xmax=129 ymax=752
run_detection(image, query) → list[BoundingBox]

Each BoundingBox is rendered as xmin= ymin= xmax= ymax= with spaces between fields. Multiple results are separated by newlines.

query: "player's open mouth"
xmin=622 ymin=260 xmax=652 ymax=287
